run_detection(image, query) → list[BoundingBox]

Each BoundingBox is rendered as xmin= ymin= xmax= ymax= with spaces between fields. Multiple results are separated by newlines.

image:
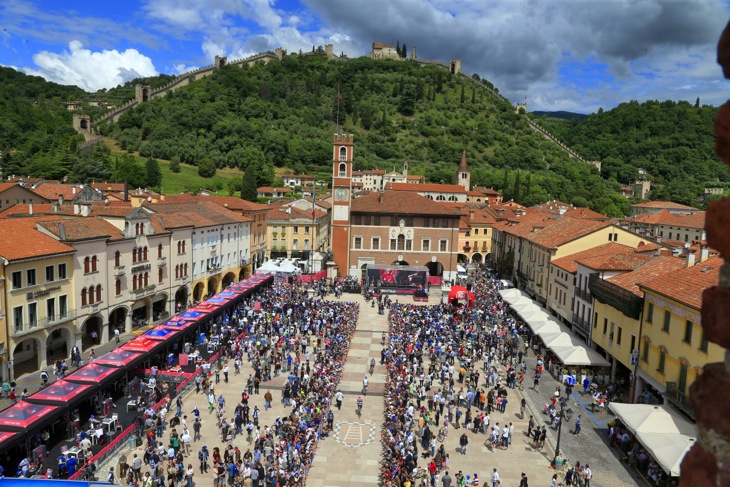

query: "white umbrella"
xmin=640 ymin=432 xmax=696 ymax=477
xmin=609 ymin=404 xmax=697 ymax=437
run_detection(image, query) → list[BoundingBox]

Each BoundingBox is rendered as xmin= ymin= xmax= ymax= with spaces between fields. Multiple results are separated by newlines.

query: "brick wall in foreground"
xmin=679 ymin=19 xmax=730 ymax=487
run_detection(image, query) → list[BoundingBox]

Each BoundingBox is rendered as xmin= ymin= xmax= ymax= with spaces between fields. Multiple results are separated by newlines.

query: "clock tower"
xmin=331 ymin=133 xmax=354 ymax=277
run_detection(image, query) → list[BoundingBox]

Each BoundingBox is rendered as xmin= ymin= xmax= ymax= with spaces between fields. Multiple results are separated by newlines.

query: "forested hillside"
xmin=534 ymin=100 xmax=723 ymax=206
xmin=0 ymin=53 xmax=720 ymax=215
xmin=0 ymin=67 xmax=86 ymax=179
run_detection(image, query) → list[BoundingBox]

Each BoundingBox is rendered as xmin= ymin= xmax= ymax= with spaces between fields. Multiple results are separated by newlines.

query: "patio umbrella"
xmin=639 ymin=432 xmax=696 ymax=477
xmin=143 ymin=326 xmax=181 ymax=341
xmin=609 ymin=404 xmax=697 ymax=436
xmin=65 ymin=363 xmax=125 ymax=384
xmin=122 ymin=336 xmax=166 ymax=354
xmin=26 ymin=379 xmax=97 ymax=408
xmin=179 ymin=310 xmax=206 ymax=320
xmin=94 ymin=349 xmax=144 ymax=368
xmin=0 ymin=401 xmax=61 ymax=433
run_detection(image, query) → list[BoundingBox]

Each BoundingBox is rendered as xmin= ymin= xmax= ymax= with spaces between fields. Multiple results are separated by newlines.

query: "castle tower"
xmin=456 ymin=150 xmax=471 ymax=191
xmin=411 ymin=45 xmax=417 ymax=60
xmin=403 ymin=161 xmax=409 ymax=179
xmin=331 ymin=134 xmax=354 ymax=277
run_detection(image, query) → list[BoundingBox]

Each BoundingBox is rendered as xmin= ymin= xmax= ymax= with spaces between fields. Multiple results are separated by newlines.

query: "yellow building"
xmin=0 ymin=218 xmax=76 ymax=379
xmin=589 ymin=254 xmax=685 ymax=399
xmin=637 ymin=255 xmax=724 ymax=417
xmin=266 ymin=206 xmax=329 ymax=263
xmin=518 ymin=218 xmax=653 ymax=305
xmin=0 ymin=263 xmax=7 ymax=381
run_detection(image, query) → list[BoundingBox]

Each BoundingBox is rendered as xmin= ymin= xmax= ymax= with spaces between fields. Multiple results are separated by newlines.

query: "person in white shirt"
xmin=181 ymin=429 xmax=191 ymax=456
xmin=491 ymin=468 xmax=500 ymax=487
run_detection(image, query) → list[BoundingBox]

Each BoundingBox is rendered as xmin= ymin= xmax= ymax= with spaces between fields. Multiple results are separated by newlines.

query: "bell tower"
xmin=331 ymin=133 xmax=354 ymax=277
xmin=456 ymin=150 xmax=471 ymax=191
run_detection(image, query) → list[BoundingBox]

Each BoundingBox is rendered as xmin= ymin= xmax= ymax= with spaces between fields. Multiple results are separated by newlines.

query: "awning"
xmin=143 ymin=326 xmax=181 ymax=341
xmin=0 ymin=401 xmax=61 ymax=433
xmin=26 ymin=379 xmax=97 ymax=407
xmin=122 ymin=336 xmax=166 ymax=354
xmin=65 ymin=363 xmax=125 ymax=384
xmin=93 ymin=349 xmax=144 ymax=368
xmin=609 ymin=403 xmax=697 ymax=476
xmin=499 ymin=289 xmax=610 ymax=367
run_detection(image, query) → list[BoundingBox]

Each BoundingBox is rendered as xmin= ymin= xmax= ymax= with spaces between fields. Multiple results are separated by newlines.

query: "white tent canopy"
xmin=498 ymin=289 xmax=610 ymax=367
xmin=609 ymin=403 xmax=697 ymax=477
xmin=256 ymin=259 xmax=300 ymax=275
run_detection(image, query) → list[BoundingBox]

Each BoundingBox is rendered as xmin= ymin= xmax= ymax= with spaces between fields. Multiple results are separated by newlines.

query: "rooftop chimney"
xmin=29 ymin=203 xmax=33 ymax=215
xmin=686 ymin=252 xmax=696 ymax=267
xmin=72 ymin=186 xmax=76 ymax=194
xmin=659 ymin=248 xmax=672 ymax=257
xmin=58 ymin=194 xmax=64 ymax=205
xmin=700 ymin=246 xmax=710 ymax=263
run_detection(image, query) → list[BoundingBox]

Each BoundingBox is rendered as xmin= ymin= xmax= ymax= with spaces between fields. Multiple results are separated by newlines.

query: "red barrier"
xmin=298 ymin=270 xmax=326 ymax=283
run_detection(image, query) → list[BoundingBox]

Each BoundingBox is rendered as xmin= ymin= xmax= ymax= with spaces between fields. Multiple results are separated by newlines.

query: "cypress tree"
xmin=502 ymin=168 xmax=510 ymax=200
xmin=241 ymin=165 xmax=258 ymax=202
xmin=513 ymin=171 xmax=522 ymax=202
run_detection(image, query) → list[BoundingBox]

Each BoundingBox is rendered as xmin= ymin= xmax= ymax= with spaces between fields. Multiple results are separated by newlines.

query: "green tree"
xmin=197 ymin=158 xmax=217 ymax=178
xmin=401 ymin=43 xmax=407 ymax=58
xmin=524 ymin=172 xmax=532 ymax=198
xmin=513 ymin=170 xmax=522 ymax=202
xmin=241 ymin=165 xmax=258 ymax=201
xmin=501 ymin=168 xmax=510 ymax=200
xmin=169 ymin=155 xmax=181 ymax=173
xmin=145 ymin=157 xmax=162 ymax=188
xmin=398 ymin=86 xmax=416 ymax=116
xmin=460 ymin=85 xmax=465 ymax=104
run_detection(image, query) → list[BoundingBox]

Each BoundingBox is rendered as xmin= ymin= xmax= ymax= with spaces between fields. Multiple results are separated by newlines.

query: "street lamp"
xmin=552 ymin=396 xmax=573 ymax=468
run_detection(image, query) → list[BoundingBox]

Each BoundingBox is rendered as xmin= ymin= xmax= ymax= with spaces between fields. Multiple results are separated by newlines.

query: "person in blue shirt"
xmin=66 ymin=455 xmax=78 ymax=477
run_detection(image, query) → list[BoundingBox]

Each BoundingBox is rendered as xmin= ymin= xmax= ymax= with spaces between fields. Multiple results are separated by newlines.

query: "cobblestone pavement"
xmin=94 ymin=290 xmax=642 ymax=486
xmin=518 ymin=337 xmax=644 ymax=487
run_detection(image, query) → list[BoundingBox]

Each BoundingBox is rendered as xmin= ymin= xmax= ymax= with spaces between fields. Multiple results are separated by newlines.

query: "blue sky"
xmin=1 ymin=0 xmax=729 ymax=113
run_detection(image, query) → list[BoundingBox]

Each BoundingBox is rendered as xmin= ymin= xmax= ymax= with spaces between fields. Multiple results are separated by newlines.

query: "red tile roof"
xmin=257 ymin=187 xmax=290 ymax=193
xmin=638 ymin=255 xmax=721 ymax=308
xmin=145 ymin=201 xmax=252 ymax=227
xmin=631 ymin=201 xmax=699 ymax=210
xmin=552 ymin=243 xmax=634 ymax=273
xmin=0 ymin=217 xmax=74 ymax=261
xmin=0 ymin=204 xmax=55 ymax=218
xmin=562 ymin=208 xmax=607 ymax=220
xmin=472 ymin=187 xmax=501 ymax=196
xmin=525 ymin=217 xmax=612 ymax=249
xmin=152 ymin=194 xmax=269 ymax=212
xmin=387 ymin=182 xmax=467 ymax=194
xmin=669 ymin=211 xmax=706 ymax=229
xmin=266 ymin=206 xmax=326 ymax=221
xmin=29 ymin=183 xmax=83 ymax=201
xmin=351 ymin=191 xmax=462 ymax=216
xmin=577 ymin=252 xmax=654 ymax=272
xmin=607 ymin=256 xmax=688 ymax=297
xmin=38 ymin=217 xmax=121 ymax=241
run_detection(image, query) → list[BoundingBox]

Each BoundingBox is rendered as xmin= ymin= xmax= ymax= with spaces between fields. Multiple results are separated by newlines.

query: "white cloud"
xmin=26 ymin=41 xmax=158 ymax=91
xmin=171 ymin=63 xmax=200 ymax=75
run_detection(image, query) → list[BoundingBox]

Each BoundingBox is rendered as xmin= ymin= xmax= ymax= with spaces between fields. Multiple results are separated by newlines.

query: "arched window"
xmin=115 ymin=251 xmax=120 ymax=267
xmin=132 ymin=248 xmax=138 ymax=263
xmin=175 ymin=265 xmax=179 ymax=279
xmin=338 ymin=163 xmax=347 ymax=177
xmin=339 ymin=146 xmax=347 ymax=161
xmin=144 ymin=272 xmax=149 ymax=287
xmin=177 ymin=242 xmax=181 ymax=254
xmin=143 ymin=247 xmax=148 ymax=261
xmin=81 ymin=288 xmax=87 ymax=306
xmin=184 ymin=263 xmax=188 ymax=276
xmin=115 ymin=279 xmax=121 ymax=295
xmin=133 ymin=275 xmax=138 ymax=290
xmin=96 ymin=284 xmax=102 ymax=302
xmin=182 ymin=241 xmax=186 ymax=253
xmin=158 ymin=244 xmax=163 ymax=258
xmin=91 ymin=255 xmax=97 ymax=272
xmin=84 ymin=256 xmax=90 ymax=274
xmin=448 ymin=196 xmax=457 ymax=201
xmin=88 ymin=286 xmax=95 ymax=305
xmin=159 ymin=269 xmax=163 ymax=283
xmin=397 ymin=234 xmax=405 ymax=251
xmin=436 ymin=195 xmax=446 ymax=201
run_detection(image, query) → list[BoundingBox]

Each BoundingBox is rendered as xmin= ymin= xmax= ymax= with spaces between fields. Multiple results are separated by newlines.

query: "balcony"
xmin=22 ymin=309 xmax=77 ymax=331
xmin=207 ymin=267 xmax=222 ymax=276
xmin=572 ymin=313 xmax=591 ymax=334
xmin=575 ymin=287 xmax=592 ymax=302
xmin=114 ymin=265 xmax=125 ymax=276
xmin=463 ymin=245 xmax=472 ymax=252
xmin=176 ymin=275 xmax=189 ymax=283
xmin=131 ymin=285 xmax=156 ymax=299
xmin=158 ymin=257 xmax=167 ymax=267
xmin=589 ymin=274 xmax=643 ymax=319
xmin=665 ymin=382 xmax=694 ymax=419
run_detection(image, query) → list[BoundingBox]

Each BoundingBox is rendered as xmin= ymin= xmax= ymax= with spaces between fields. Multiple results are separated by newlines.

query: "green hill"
xmin=0 ymin=53 xmax=720 ymax=215
xmin=0 ymin=66 xmax=87 ymax=179
xmin=534 ymin=100 xmax=723 ymax=206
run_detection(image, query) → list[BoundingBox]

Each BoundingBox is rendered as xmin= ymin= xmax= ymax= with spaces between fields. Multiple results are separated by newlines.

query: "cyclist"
xmin=370 ymin=358 xmax=376 ymax=374
xmin=362 ymin=376 xmax=369 ymax=394
xmin=357 ymin=396 xmax=363 ymax=413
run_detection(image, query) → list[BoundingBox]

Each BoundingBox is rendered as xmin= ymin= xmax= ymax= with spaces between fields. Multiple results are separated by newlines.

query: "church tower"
xmin=331 ymin=133 xmax=354 ymax=277
xmin=456 ymin=150 xmax=471 ymax=191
